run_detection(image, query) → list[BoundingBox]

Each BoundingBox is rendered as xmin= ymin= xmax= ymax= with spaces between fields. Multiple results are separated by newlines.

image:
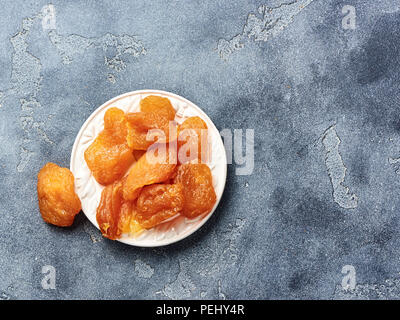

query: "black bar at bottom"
xmin=0 ymin=299 xmax=395 ymax=318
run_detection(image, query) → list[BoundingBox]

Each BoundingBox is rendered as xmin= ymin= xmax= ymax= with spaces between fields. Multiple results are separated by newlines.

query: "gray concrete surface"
xmin=1 ymin=0 xmax=400 ymax=299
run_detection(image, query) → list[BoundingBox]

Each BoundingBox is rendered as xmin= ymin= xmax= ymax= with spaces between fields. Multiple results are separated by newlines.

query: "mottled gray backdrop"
xmin=1 ymin=0 xmax=400 ymax=299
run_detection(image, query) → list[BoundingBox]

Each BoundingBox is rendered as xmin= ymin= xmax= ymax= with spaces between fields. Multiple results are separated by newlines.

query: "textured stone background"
xmin=1 ymin=0 xmax=400 ymax=299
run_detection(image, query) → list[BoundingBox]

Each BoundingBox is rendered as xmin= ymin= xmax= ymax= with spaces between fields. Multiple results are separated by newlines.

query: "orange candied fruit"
xmin=126 ymin=95 xmax=177 ymax=150
xmin=173 ymin=163 xmax=216 ymax=218
xmin=140 ymin=95 xmax=176 ymax=121
xmin=177 ymin=116 xmax=209 ymax=164
xmin=84 ymin=107 xmax=135 ymax=186
xmin=126 ymin=112 xmax=172 ymax=150
xmin=37 ymin=162 xmax=82 ymax=227
xmin=96 ymin=177 xmax=144 ymax=240
xmin=136 ymin=183 xmax=184 ymax=229
xmin=96 ymin=178 xmax=133 ymax=239
xmin=123 ymin=146 xmax=177 ymax=201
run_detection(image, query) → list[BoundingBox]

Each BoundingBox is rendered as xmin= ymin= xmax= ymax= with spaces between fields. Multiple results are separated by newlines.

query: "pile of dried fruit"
xmin=37 ymin=95 xmax=217 ymax=241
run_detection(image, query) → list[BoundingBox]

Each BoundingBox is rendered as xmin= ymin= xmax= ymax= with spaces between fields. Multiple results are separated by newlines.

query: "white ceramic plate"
xmin=70 ymin=90 xmax=227 ymax=247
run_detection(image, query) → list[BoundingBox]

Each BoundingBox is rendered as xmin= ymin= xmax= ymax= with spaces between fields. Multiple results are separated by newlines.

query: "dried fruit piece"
xmin=120 ymin=212 xmax=144 ymax=236
xmin=140 ymin=95 xmax=176 ymax=121
xmin=178 ymin=116 xmax=209 ymax=164
xmin=123 ymin=146 xmax=176 ymax=201
xmin=126 ymin=112 xmax=172 ymax=150
xmin=84 ymin=107 xmax=135 ymax=185
xmin=126 ymin=96 xmax=177 ymax=150
xmin=136 ymin=184 xmax=184 ymax=229
xmin=173 ymin=164 xmax=216 ymax=218
xmin=96 ymin=178 xmax=143 ymax=240
xmin=114 ymin=198 xmax=145 ymax=236
xmin=96 ymin=180 xmax=125 ymax=240
xmin=37 ymin=163 xmax=81 ymax=227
